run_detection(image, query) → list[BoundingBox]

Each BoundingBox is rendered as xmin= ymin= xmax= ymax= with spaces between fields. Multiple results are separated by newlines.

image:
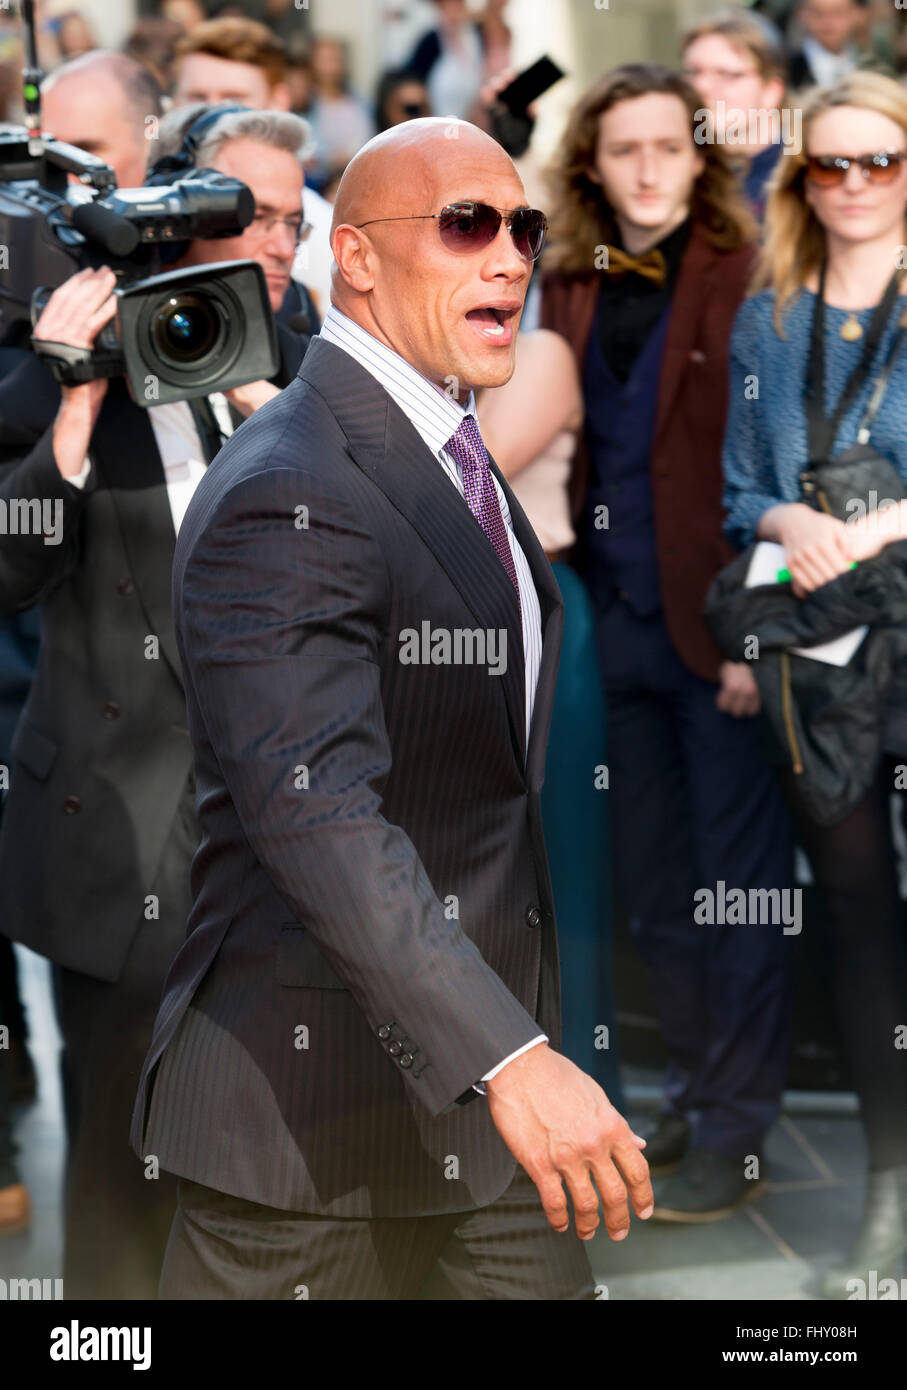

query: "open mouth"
xmin=464 ymin=303 xmax=520 ymax=345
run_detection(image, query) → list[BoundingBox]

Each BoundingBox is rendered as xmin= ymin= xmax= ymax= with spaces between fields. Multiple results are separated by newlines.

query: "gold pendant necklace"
xmin=840 ymin=312 xmax=864 ymax=342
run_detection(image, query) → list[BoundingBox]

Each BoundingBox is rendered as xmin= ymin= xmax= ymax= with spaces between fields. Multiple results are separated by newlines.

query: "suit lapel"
xmin=487 ymin=451 xmax=564 ymax=787
xmin=301 ymin=337 xmax=557 ymax=772
xmin=653 ymin=226 xmax=716 ymax=449
xmin=90 ymin=380 xmax=182 ymax=685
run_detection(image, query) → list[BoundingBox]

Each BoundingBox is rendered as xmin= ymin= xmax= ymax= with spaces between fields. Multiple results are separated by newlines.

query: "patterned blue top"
xmin=722 ymin=287 xmax=907 ymax=549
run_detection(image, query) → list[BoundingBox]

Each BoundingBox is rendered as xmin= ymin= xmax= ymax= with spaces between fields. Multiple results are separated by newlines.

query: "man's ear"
xmin=331 ymin=224 xmax=377 ymax=292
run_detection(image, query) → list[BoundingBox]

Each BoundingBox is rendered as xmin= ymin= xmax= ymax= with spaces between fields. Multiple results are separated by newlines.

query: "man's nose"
xmin=637 ymin=149 xmax=659 ymax=184
xmin=694 ymin=77 xmax=720 ymax=104
xmin=263 ymin=222 xmax=299 ymax=256
xmin=485 ymin=219 xmax=531 ymax=279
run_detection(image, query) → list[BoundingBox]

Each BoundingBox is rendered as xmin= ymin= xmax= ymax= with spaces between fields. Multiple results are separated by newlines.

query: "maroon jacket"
xmin=541 ymin=222 xmax=755 ymax=684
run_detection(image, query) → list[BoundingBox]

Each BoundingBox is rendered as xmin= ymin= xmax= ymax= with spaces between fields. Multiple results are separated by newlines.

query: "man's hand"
xmin=33 ymin=267 xmax=118 ymax=479
xmin=715 ymin=660 xmax=760 ymax=717
xmin=223 ymin=380 xmax=281 ymax=418
xmin=485 ymin=1042 xmax=653 ymax=1241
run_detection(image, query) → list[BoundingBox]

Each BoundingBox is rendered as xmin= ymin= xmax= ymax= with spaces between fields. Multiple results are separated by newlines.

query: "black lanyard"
xmin=187 ymin=394 xmax=225 ymax=466
xmin=805 ymin=261 xmax=905 ymax=460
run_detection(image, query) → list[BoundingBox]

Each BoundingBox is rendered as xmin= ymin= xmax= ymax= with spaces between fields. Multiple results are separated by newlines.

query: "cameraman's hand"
xmin=485 ymin=1042 xmax=653 ymax=1241
xmin=33 ymin=267 xmax=117 ymax=479
xmin=223 ymin=380 xmax=280 ymax=418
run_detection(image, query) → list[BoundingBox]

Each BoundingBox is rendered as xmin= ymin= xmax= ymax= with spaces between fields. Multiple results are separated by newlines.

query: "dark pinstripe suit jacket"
xmin=131 ymin=336 xmax=566 ymax=1217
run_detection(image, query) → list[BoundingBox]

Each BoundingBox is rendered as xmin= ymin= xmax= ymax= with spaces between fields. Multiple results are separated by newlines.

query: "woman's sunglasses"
xmin=357 ymin=201 xmax=549 ymax=262
xmin=805 ymin=150 xmax=906 ymax=188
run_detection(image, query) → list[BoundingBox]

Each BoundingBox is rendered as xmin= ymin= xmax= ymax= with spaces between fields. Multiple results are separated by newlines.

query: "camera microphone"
xmin=71 ymin=201 xmax=140 ymax=258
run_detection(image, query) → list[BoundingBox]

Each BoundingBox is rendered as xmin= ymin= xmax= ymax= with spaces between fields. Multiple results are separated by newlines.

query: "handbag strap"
xmin=856 ymin=319 xmax=907 ymax=443
xmin=805 ymin=261 xmax=906 ymax=460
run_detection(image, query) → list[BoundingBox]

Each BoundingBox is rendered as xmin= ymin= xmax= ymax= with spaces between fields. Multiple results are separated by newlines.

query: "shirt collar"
xmin=318 ymin=304 xmax=476 ymax=458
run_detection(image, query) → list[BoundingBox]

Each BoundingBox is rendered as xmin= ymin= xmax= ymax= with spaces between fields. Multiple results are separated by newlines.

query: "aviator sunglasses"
xmin=357 ymin=200 xmax=549 ymax=261
xmin=805 ymin=150 xmax=906 ymax=188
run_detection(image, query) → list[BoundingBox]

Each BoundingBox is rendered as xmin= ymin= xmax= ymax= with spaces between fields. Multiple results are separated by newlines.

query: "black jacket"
xmin=705 ymin=543 xmax=907 ymax=825
xmin=131 ymin=336 xmax=565 ymax=1217
xmin=0 ymin=320 xmax=307 ymax=981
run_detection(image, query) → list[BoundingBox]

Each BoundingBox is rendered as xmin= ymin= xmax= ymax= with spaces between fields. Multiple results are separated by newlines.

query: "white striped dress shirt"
xmin=319 ymin=305 xmax=543 ymax=749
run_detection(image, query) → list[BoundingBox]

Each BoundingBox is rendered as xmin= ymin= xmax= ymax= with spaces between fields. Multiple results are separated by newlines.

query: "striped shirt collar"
xmin=319 ymin=304 xmax=477 ymax=459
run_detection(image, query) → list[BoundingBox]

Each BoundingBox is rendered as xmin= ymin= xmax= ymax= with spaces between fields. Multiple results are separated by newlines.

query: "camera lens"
xmin=151 ymin=293 xmax=221 ymax=366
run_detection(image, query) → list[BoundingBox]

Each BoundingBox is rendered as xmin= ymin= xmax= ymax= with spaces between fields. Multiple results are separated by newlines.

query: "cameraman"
xmin=0 ymin=104 xmax=315 ymax=1300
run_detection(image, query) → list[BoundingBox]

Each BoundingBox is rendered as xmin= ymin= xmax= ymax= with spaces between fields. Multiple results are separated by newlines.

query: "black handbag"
xmin=800 ymin=262 xmax=907 ymax=520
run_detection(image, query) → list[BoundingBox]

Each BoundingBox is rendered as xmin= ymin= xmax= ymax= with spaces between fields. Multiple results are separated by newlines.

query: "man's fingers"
xmin=85 ymin=294 xmax=118 ymax=338
xmin=532 ymin=1168 xmax=570 ymax=1233
xmin=587 ymin=1158 xmax=632 ymax=1240
xmin=561 ymin=1165 xmax=603 ymax=1241
xmin=611 ymin=1140 xmax=655 ymax=1219
xmin=36 ymin=267 xmax=116 ymax=340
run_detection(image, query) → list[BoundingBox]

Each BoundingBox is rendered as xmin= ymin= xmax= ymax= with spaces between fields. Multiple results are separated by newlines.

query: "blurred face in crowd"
xmin=435 ymin=0 xmax=469 ymax=31
xmin=683 ymin=33 xmax=785 ymax=148
xmin=591 ymin=92 xmax=704 ymax=253
xmin=177 ymin=137 xmax=304 ymax=311
xmin=331 ymin=121 xmax=531 ymax=400
xmin=42 ymin=73 xmax=150 ymax=189
xmin=173 ymin=53 xmax=291 ymax=111
xmin=311 ymin=39 xmax=347 ymax=90
xmin=384 ymin=79 xmax=431 ymax=127
xmin=162 ymin=0 xmax=205 ymax=26
xmin=58 ymin=14 xmax=96 ymax=59
xmin=799 ymin=0 xmax=859 ymax=55
xmin=804 ymin=105 xmax=907 ymax=249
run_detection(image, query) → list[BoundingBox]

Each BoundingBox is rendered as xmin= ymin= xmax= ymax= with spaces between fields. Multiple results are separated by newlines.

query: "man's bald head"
xmin=329 ymin=118 xmax=536 ymax=400
xmin=42 ymin=52 xmax=163 ymax=189
xmin=332 ymin=118 xmax=511 ymax=235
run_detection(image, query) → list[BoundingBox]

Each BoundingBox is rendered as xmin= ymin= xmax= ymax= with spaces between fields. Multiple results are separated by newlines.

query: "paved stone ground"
xmin=0 ymin=947 xmax=879 ymax=1301
xmin=591 ymin=1100 xmax=870 ymax=1301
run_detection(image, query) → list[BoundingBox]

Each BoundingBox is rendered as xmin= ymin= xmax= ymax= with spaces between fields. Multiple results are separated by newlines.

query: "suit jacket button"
xmin=525 ymin=906 xmax=541 ymax=928
xmin=399 ymin=1053 xmax=413 ymax=1068
xmin=388 ymin=1041 xmax=403 ymax=1057
xmin=377 ymin=1025 xmax=392 ymax=1041
xmin=101 ymin=701 xmax=120 ymax=719
xmin=63 ymin=795 xmax=81 ymax=814
xmin=117 ymin=577 xmax=134 ymax=595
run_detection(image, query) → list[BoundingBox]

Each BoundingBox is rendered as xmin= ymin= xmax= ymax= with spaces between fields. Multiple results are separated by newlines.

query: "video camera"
xmin=0 ymin=2 xmax=278 ymax=406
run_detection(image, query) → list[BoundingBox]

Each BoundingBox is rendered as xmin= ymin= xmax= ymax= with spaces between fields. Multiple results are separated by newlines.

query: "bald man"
xmin=132 ymin=118 xmax=653 ymax=1301
xmin=41 ymin=50 xmax=163 ymax=190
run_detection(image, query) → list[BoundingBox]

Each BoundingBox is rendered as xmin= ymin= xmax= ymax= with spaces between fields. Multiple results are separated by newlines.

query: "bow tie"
xmin=604 ymin=245 xmax=668 ymax=287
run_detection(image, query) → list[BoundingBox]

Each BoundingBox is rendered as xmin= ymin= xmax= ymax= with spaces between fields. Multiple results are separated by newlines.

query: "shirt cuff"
xmin=65 ymin=455 xmax=92 ymax=489
xmin=472 ymin=1034 xmax=548 ymax=1094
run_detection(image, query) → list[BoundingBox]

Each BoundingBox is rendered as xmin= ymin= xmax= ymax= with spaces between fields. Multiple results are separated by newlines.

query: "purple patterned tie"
xmin=445 ymin=415 xmax=521 ymax=614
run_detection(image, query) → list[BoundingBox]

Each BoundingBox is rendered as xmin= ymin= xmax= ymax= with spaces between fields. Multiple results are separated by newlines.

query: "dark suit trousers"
xmin=594 ymin=600 xmax=795 ymax=1156
xmin=53 ymin=786 xmax=196 ymax=1299
xmin=159 ymin=1165 xmax=596 ymax=1300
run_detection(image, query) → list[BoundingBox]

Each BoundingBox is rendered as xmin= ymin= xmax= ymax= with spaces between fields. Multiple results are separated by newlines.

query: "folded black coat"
xmin=704 ymin=542 xmax=907 ymax=826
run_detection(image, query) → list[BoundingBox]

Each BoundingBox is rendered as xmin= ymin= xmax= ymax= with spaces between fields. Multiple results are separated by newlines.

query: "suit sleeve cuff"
xmin=472 ymin=1034 xmax=548 ymax=1093
xmin=64 ymin=455 xmax=93 ymax=489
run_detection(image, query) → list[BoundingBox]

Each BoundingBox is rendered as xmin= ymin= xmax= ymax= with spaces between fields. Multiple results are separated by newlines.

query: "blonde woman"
xmin=723 ymin=69 xmax=907 ymax=1298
